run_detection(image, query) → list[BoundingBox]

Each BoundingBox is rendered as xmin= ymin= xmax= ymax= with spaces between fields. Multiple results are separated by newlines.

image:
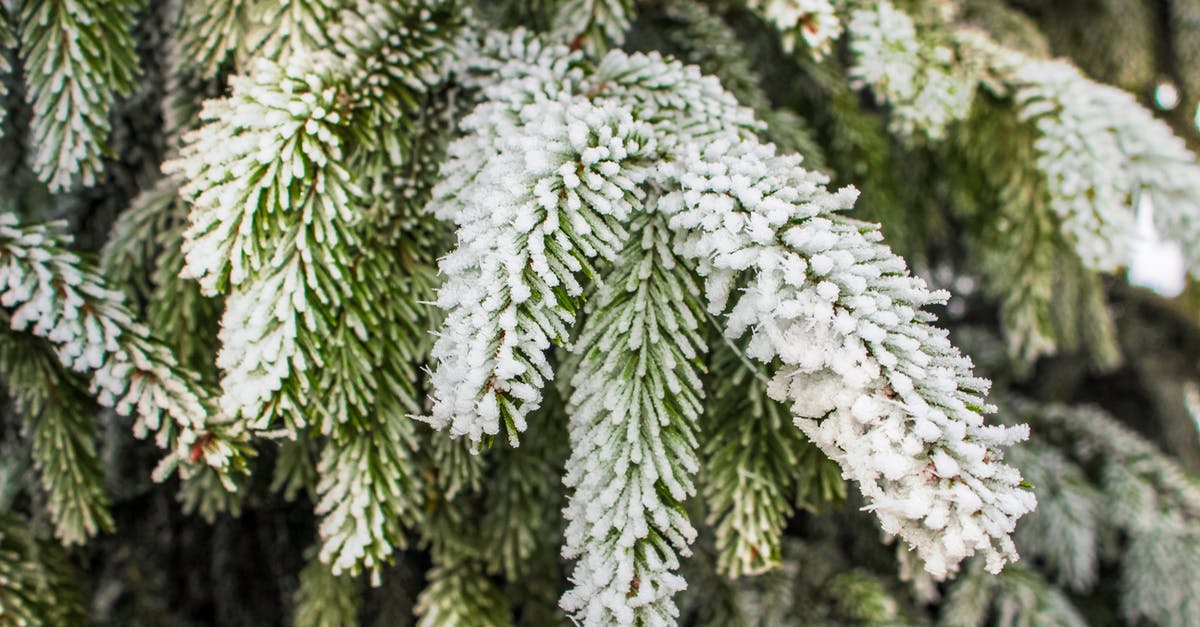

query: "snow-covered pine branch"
xmin=171 ymin=52 xmax=364 ymax=433
xmin=747 ymin=0 xmax=841 ymax=58
xmin=657 ymin=138 xmax=1033 ymax=580
xmin=560 ymin=213 xmax=707 ymax=625
xmin=426 ymin=33 xmax=653 ymax=446
xmin=1012 ymin=399 xmax=1200 ymax=626
xmin=170 ymin=0 xmax=461 ymax=576
xmin=0 ymin=212 xmax=246 ymax=483
xmin=17 ymin=0 xmax=140 ymax=190
xmin=171 ymin=0 xmax=457 ymax=436
xmin=600 ymin=47 xmax=1034 ymax=580
xmin=430 ymin=35 xmax=1035 ymax=617
xmin=781 ymin=1 xmax=1200 ymax=371
xmin=992 ymin=47 xmax=1200 ymax=277
xmin=777 ymin=1 xmax=1200 ymax=284
xmin=846 ymin=2 xmax=979 ymax=141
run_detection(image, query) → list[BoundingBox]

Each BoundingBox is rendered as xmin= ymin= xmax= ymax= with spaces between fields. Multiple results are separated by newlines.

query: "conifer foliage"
xmin=1 ymin=0 xmax=1200 ymax=625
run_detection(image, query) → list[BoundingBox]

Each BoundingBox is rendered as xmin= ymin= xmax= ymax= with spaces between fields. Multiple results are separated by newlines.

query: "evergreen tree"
xmin=0 ymin=0 xmax=1199 ymax=625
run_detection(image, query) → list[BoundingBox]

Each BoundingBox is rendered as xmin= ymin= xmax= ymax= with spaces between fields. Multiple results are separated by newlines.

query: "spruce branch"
xmin=0 ymin=513 xmax=88 ymax=626
xmin=0 ymin=324 xmax=112 ymax=545
xmin=434 ymin=35 xmax=1036 ymax=614
xmin=171 ymin=1 xmax=461 ymax=577
xmin=171 ymin=1 xmax=458 ymax=435
xmin=170 ymin=53 xmax=366 ymax=432
xmin=850 ymin=1 xmax=1200 ymax=280
xmin=17 ymin=0 xmax=141 ymax=190
xmin=991 ymin=45 xmax=1200 ymax=278
xmin=426 ymin=33 xmax=653 ymax=447
xmin=294 ymin=548 xmax=363 ymax=627
xmin=559 ymin=213 xmax=707 ymax=625
xmin=747 ymin=0 xmax=841 ymax=58
xmin=1009 ymin=399 xmax=1200 ymax=626
xmin=701 ymin=343 xmax=843 ymax=579
xmin=588 ymin=45 xmax=1038 ymax=576
xmin=415 ymin=557 xmax=513 ymax=627
xmin=0 ymin=212 xmax=247 ymax=483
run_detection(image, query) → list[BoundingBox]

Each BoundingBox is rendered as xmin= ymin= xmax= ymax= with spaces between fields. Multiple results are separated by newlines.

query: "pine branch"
xmin=415 ymin=557 xmax=513 ymax=627
xmin=576 ymin=46 xmax=1036 ymax=577
xmin=747 ymin=0 xmax=841 ymax=58
xmin=0 ymin=513 xmax=88 ymax=626
xmin=940 ymin=559 xmax=1088 ymax=627
xmin=1001 ymin=50 xmax=1200 ymax=278
xmin=435 ymin=33 xmax=1035 ymax=588
xmin=294 ymin=548 xmax=363 ymax=627
xmin=559 ymin=213 xmax=707 ymax=624
xmin=170 ymin=54 xmax=365 ymax=432
xmin=701 ymin=343 xmax=843 ymax=579
xmin=18 ymin=0 xmax=141 ymax=190
xmin=660 ymin=134 xmax=1034 ymax=577
xmin=846 ymin=2 xmax=980 ymax=141
xmin=0 ymin=212 xmax=247 ymax=482
xmin=0 ymin=324 xmax=112 ymax=545
xmin=171 ymin=0 xmax=459 ymax=437
xmin=426 ymin=33 xmax=653 ymax=446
